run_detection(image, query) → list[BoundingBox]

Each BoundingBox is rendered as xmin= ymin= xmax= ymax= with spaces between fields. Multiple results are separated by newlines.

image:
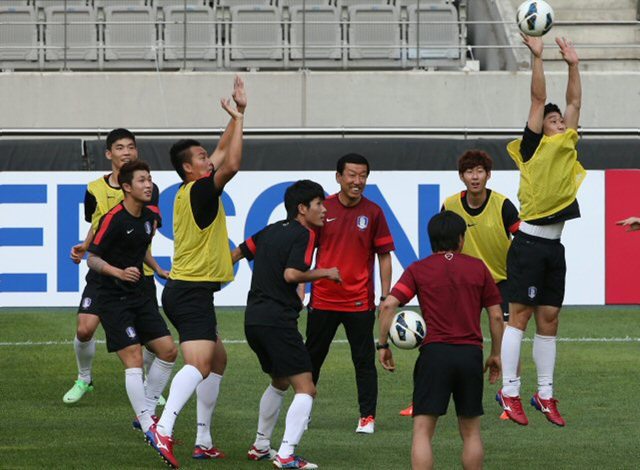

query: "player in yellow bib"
xmin=496 ymin=35 xmax=585 ymax=428
xmin=145 ymin=77 xmax=246 ymax=469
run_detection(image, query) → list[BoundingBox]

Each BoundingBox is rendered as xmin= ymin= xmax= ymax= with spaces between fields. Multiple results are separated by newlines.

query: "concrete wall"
xmin=1 ymin=70 xmax=638 ymax=130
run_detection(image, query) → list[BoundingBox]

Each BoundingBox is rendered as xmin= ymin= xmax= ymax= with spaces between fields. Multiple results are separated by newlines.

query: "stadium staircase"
xmin=498 ymin=0 xmax=640 ymax=71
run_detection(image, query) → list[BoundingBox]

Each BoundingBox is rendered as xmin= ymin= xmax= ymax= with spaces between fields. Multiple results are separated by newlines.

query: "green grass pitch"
xmin=1 ymin=306 xmax=639 ymax=469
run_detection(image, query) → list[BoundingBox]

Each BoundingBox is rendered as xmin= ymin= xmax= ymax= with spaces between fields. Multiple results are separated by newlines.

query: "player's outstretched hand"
xmin=221 ymin=98 xmax=244 ymax=121
xmin=521 ymin=33 xmax=543 ymax=58
xmin=232 ymin=75 xmax=247 ymax=112
xmin=556 ymin=37 xmax=578 ymax=66
xmin=616 ymin=216 xmax=640 ymax=231
xmin=70 ymin=243 xmax=86 ymax=264
xmin=379 ymin=349 xmax=395 ymax=372
xmin=484 ymin=354 xmax=501 ymax=384
xmin=120 ymin=266 xmax=141 ymax=283
xmin=326 ymin=267 xmax=342 ymax=284
xmin=156 ymin=269 xmax=171 ymax=280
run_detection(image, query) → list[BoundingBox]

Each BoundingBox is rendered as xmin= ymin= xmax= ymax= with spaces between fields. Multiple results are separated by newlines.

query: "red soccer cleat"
xmin=145 ymin=424 xmax=180 ymax=469
xmin=496 ymin=389 xmax=528 ymax=426
xmin=531 ymin=393 xmax=566 ymax=427
xmin=192 ymin=445 xmax=225 ymax=460
xmin=399 ymin=403 xmax=413 ymax=417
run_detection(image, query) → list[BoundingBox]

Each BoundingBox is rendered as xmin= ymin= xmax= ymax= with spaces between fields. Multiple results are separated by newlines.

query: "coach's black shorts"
xmin=78 ymin=280 xmax=100 ymax=315
xmin=144 ymin=275 xmax=158 ymax=309
xmin=99 ymin=294 xmax=171 ymax=353
xmin=413 ymin=343 xmax=484 ymax=417
xmin=497 ymin=280 xmax=510 ymax=322
xmin=507 ymin=231 xmax=566 ymax=307
xmin=245 ymin=325 xmax=313 ymax=379
xmin=161 ymin=283 xmax=218 ymax=343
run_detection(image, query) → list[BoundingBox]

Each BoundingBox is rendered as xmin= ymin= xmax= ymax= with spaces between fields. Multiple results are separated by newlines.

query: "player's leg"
xmin=343 ymin=310 xmax=378 ymax=433
xmin=246 ymin=325 xmax=285 ymax=461
xmin=304 ymin=308 xmax=341 ymax=384
xmin=457 ymin=417 xmax=483 ymax=470
xmin=411 ymin=415 xmax=437 ymax=470
xmin=143 ymin=335 xmax=177 ymax=419
xmin=193 ymin=338 xmax=227 ymax=459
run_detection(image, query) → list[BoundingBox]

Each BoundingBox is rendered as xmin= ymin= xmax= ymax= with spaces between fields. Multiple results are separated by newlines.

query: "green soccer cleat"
xmin=157 ymin=394 xmax=166 ymax=406
xmin=63 ymin=379 xmax=94 ymax=404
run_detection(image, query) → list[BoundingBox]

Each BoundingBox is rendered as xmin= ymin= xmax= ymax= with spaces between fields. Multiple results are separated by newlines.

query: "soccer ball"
xmin=516 ymin=0 xmax=554 ymax=37
xmin=388 ymin=310 xmax=426 ymax=350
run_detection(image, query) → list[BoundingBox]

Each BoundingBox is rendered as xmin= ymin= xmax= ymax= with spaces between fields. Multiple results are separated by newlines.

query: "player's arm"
xmin=484 ymin=304 xmax=504 ymax=384
xmin=557 ymin=37 xmax=581 ymax=130
xmin=377 ymin=252 xmax=392 ymax=299
xmin=284 ymin=267 xmax=341 ymax=284
xmin=616 ymin=217 xmax=640 ymax=231
xmin=210 ymin=76 xmax=246 ymax=172
xmin=522 ymin=34 xmax=546 ymax=134
xmin=143 ymin=250 xmax=170 ymax=279
xmin=377 ymin=294 xmax=401 ymax=372
xmin=230 ymin=246 xmax=245 ymax=264
xmin=70 ymin=226 xmax=94 ymax=264
xmin=296 ymin=284 xmax=306 ymax=302
xmin=212 ymin=77 xmax=245 ymax=191
xmin=87 ymin=253 xmax=141 ymax=282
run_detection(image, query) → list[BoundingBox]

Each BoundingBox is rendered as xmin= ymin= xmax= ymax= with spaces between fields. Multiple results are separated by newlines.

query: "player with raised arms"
xmin=497 ymin=35 xmax=586 ymax=427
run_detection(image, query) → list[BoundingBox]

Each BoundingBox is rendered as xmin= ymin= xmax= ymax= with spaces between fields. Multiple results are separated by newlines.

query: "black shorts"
xmin=144 ymin=275 xmax=158 ymax=309
xmin=245 ymin=325 xmax=313 ymax=379
xmin=161 ymin=283 xmax=218 ymax=343
xmin=99 ymin=294 xmax=171 ymax=353
xmin=497 ymin=280 xmax=510 ymax=322
xmin=413 ymin=343 xmax=484 ymax=417
xmin=78 ymin=280 xmax=100 ymax=315
xmin=507 ymin=232 xmax=566 ymax=307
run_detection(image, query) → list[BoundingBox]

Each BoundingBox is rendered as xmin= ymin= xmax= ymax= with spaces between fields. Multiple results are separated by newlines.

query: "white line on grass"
xmin=2 ymin=337 xmax=640 ymax=347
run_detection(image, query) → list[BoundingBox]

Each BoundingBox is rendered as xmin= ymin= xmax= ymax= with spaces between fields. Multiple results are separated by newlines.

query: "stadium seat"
xmin=154 ymin=0 xmax=205 ymax=7
xmin=337 ymin=0 xmax=388 ymax=7
xmin=217 ymin=0 xmax=271 ymax=6
xmin=0 ymin=6 xmax=38 ymax=62
xmin=406 ymin=3 xmax=460 ymax=61
xmin=163 ymin=4 xmax=216 ymax=61
xmin=34 ymin=0 xmax=88 ymax=7
xmin=347 ymin=4 xmax=400 ymax=60
xmin=227 ymin=5 xmax=283 ymax=62
xmin=103 ymin=5 xmax=157 ymax=62
xmin=94 ymin=0 xmax=147 ymax=8
xmin=279 ymin=0 xmax=330 ymax=7
xmin=288 ymin=4 xmax=340 ymax=60
xmin=44 ymin=6 xmax=98 ymax=61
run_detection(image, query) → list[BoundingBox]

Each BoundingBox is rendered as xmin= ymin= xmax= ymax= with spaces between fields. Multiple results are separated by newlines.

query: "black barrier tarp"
xmin=0 ymin=139 xmax=84 ymax=171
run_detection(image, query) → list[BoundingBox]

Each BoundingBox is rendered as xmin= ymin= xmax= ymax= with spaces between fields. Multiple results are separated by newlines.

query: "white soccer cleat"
xmin=355 ymin=415 xmax=375 ymax=434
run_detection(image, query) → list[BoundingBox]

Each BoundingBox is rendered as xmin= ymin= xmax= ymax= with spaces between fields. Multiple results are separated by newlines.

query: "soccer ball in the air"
xmin=388 ymin=310 xmax=426 ymax=350
xmin=516 ymin=0 xmax=554 ymax=37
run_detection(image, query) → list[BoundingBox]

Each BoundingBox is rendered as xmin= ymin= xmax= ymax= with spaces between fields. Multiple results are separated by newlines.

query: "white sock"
xmin=195 ymin=373 xmax=223 ymax=449
xmin=74 ymin=336 xmax=95 ymax=384
xmin=125 ymin=368 xmax=153 ymax=432
xmin=277 ymin=393 xmax=313 ymax=459
xmin=143 ymin=347 xmax=156 ymax=376
xmin=501 ymin=325 xmax=524 ymax=397
xmin=145 ymin=358 xmax=175 ymax=416
xmin=157 ymin=365 xmax=204 ymax=437
xmin=254 ymin=385 xmax=286 ymax=451
xmin=533 ymin=334 xmax=556 ymax=399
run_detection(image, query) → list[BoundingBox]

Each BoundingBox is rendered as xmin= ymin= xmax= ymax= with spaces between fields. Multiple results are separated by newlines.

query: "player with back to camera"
xmin=496 ymin=34 xmax=586 ymax=427
xmin=231 ymin=179 xmax=342 ymax=470
xmin=399 ymin=149 xmax=520 ymax=418
xmin=64 ymin=128 xmax=171 ymax=410
xmin=378 ymin=211 xmax=504 ymax=470
xmin=86 ymin=160 xmax=177 ymax=440
xmin=305 ymin=153 xmax=395 ymax=434
xmin=145 ymin=77 xmax=245 ymax=469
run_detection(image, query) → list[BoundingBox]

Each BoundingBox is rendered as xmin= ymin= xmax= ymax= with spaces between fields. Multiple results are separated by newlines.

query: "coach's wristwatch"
xmin=376 ymin=342 xmax=390 ymax=350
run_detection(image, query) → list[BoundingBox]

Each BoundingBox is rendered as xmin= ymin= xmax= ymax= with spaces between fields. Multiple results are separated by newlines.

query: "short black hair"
xmin=118 ymin=160 xmax=150 ymax=190
xmin=544 ymin=103 xmax=562 ymax=118
xmin=284 ymin=180 xmax=325 ymax=220
xmin=428 ymin=210 xmax=466 ymax=253
xmin=170 ymin=139 xmax=201 ymax=181
xmin=106 ymin=128 xmax=136 ymax=151
xmin=336 ymin=153 xmax=370 ymax=176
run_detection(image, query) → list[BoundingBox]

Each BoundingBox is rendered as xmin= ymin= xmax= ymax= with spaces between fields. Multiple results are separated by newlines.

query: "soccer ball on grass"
xmin=516 ymin=0 xmax=554 ymax=37
xmin=388 ymin=310 xmax=426 ymax=350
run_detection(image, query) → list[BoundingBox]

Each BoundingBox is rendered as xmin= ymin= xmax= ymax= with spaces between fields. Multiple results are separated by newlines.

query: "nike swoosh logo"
xmin=326 ymin=218 xmax=337 ymax=222
xmin=127 ymin=229 xmax=134 ymax=234
xmin=467 ymin=223 xmax=476 ymax=227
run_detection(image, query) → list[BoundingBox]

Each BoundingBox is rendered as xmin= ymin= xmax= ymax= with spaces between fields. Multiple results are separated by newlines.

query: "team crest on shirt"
xmin=356 ymin=215 xmax=369 ymax=230
xmin=126 ymin=327 xmax=137 ymax=339
xmin=528 ymin=286 xmax=537 ymax=299
xmin=144 ymin=221 xmax=152 ymax=235
xmin=81 ymin=297 xmax=92 ymax=309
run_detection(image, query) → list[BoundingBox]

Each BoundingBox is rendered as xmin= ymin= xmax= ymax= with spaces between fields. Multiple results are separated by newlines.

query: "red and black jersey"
xmin=240 ymin=219 xmax=315 ymax=327
xmin=88 ymin=203 xmax=158 ymax=296
xmin=390 ymin=253 xmax=501 ymax=348
xmin=311 ymin=194 xmax=394 ymax=312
